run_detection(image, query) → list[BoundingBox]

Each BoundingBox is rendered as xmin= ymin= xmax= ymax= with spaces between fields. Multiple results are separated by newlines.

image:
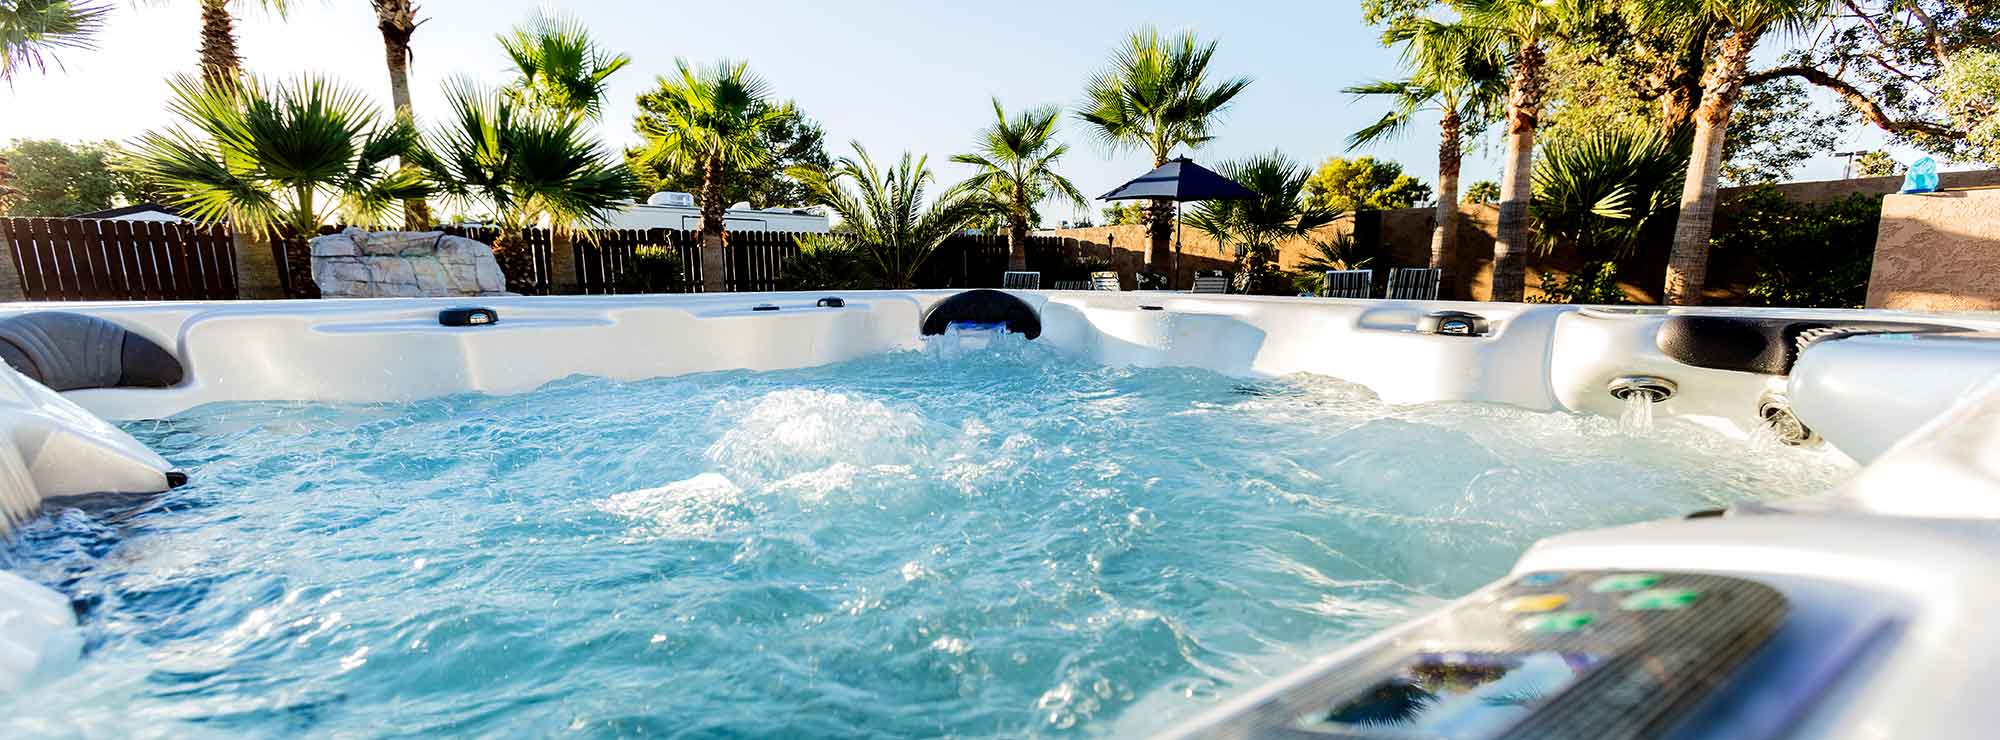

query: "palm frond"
xmin=0 ymin=0 xmax=108 ymax=81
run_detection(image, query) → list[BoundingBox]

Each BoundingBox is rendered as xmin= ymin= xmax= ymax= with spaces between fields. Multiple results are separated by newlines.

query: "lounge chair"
xmin=1002 ymin=271 xmax=1041 ymax=290
xmin=1089 ymin=271 xmax=1122 ymax=291
xmin=1386 ymin=267 xmax=1442 ymax=300
xmin=1322 ymin=269 xmax=1373 ymax=298
xmin=1191 ymin=270 xmax=1229 ymax=294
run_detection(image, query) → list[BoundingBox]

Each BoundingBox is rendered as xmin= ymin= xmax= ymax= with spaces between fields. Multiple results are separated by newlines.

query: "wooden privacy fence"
xmin=0 ymin=217 xmax=1085 ymax=302
xmin=0 ymin=217 xmax=238 ymax=301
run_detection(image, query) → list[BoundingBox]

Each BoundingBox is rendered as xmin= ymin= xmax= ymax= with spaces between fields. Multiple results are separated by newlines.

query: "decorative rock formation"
xmin=309 ymin=228 xmax=510 ymax=298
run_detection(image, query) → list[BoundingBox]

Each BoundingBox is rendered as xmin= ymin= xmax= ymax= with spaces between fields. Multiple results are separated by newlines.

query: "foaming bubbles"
xmin=597 ymin=473 xmax=748 ymax=539
xmin=0 ymin=341 xmax=1854 ymax=738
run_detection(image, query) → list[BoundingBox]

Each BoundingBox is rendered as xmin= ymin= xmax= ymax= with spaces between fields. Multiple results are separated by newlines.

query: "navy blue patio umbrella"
xmin=1100 ymin=157 xmax=1258 ymax=287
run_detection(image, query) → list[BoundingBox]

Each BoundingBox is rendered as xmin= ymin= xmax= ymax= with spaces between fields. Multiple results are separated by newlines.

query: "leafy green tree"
xmin=1531 ymin=127 xmax=1689 ymax=258
xmin=132 ymin=74 xmax=428 ymax=238
xmin=1712 ymin=186 xmax=1880 ymax=308
xmin=787 ymin=142 xmax=994 ymax=289
xmin=0 ymin=139 xmax=160 ymax=216
xmin=498 ymin=10 xmax=630 ymax=119
xmin=419 ymin=80 xmax=636 ymax=287
xmin=953 ymin=99 xmax=1087 ymax=271
xmin=1100 ymin=202 xmax=1145 ymax=225
xmin=1464 ymin=179 xmax=1500 ymax=204
xmin=1853 ymin=150 xmax=1901 ymax=177
xmin=1186 ymin=151 xmax=1341 ymax=294
xmin=1631 ymin=0 xmax=1834 ymax=305
xmin=1077 ymin=27 xmax=1251 ymax=275
xmin=1536 ymin=24 xmax=1838 ymax=186
xmin=1305 ymin=156 xmax=1432 ymax=212
xmin=1 ymin=0 xmax=106 ymax=81
xmin=625 ymin=104 xmax=828 ymax=208
xmin=631 ymin=59 xmax=794 ymax=291
xmin=1346 ymin=17 xmax=1505 ymax=277
xmin=1938 ymin=48 xmax=2000 ymax=167
xmin=1750 ymin=0 xmax=1996 ymax=159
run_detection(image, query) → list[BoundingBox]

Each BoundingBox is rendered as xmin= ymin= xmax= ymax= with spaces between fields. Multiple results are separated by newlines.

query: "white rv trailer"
xmin=603 ymin=191 xmax=830 ymax=233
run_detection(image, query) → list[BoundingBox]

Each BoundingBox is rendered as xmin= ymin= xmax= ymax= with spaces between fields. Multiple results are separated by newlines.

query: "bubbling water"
xmin=0 ymin=336 xmax=1851 ymax=737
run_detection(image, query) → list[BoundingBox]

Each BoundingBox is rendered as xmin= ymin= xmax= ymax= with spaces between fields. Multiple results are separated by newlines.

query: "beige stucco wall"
xmin=1867 ymin=188 xmax=2000 ymax=311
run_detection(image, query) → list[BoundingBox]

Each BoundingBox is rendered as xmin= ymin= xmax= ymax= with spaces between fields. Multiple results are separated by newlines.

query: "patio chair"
xmin=1002 ymin=271 xmax=1041 ymax=290
xmin=1051 ymin=279 xmax=1089 ymax=290
xmin=1089 ymin=271 xmax=1123 ymax=291
xmin=1191 ymin=270 xmax=1229 ymax=294
xmin=1322 ymin=269 xmax=1373 ymax=298
xmin=1386 ymin=267 xmax=1442 ymax=300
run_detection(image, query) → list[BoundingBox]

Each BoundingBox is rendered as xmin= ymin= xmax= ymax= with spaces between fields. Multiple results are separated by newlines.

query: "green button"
xmin=1590 ymin=574 xmax=1661 ymax=593
xmin=1517 ymin=611 xmax=1595 ymax=633
xmin=1621 ymin=588 xmax=1701 ymax=611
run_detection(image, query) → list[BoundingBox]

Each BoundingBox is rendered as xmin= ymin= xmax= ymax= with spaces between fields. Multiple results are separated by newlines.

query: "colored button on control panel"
xmin=1517 ymin=611 xmax=1595 ymax=633
xmin=1590 ymin=573 xmax=1662 ymax=593
xmin=1500 ymin=594 xmax=1570 ymax=613
xmin=1621 ymin=588 xmax=1701 ymax=611
xmin=1516 ymin=572 xmax=1565 ymax=587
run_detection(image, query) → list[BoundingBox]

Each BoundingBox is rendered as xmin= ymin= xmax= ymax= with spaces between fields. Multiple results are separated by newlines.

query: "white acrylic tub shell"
xmin=5 ymin=291 xmax=2000 ymax=740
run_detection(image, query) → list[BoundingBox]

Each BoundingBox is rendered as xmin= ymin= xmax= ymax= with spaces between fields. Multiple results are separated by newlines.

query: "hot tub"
xmin=0 ymin=291 xmax=1996 ymax=738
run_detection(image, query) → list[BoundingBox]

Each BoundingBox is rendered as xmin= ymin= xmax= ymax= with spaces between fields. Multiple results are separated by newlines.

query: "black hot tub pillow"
xmin=0 ymin=312 xmax=183 ymax=391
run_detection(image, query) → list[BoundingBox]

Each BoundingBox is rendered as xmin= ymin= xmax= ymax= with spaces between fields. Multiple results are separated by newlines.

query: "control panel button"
xmin=1517 ymin=611 xmax=1595 ymax=633
xmin=1500 ymin=594 xmax=1571 ymax=613
xmin=1516 ymin=572 xmax=1565 ymax=587
xmin=1590 ymin=573 xmax=1662 ymax=593
xmin=1621 ymin=588 xmax=1701 ymax=611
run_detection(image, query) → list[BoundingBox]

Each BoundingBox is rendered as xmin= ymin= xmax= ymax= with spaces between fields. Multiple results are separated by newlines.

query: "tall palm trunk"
xmin=1432 ymin=109 xmax=1463 ymax=293
xmin=1146 ymin=151 xmax=1171 ymax=283
xmin=1008 ymin=186 xmax=1030 ymax=271
xmin=1490 ymin=45 xmax=1544 ymax=302
xmin=374 ymin=0 xmax=432 ymax=230
xmin=197 ymin=0 xmax=242 ymax=85
xmin=1664 ymin=29 xmax=1758 ymax=306
xmin=698 ymin=155 xmax=728 ymax=292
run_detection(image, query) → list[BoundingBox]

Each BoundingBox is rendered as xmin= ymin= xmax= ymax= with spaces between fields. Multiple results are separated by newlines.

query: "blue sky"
xmin=2 ymin=0 xmax=1888 ymax=222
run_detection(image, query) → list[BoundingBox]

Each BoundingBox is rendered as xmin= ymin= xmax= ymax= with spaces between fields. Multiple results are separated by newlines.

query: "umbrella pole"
xmin=1173 ymin=201 xmax=1182 ymax=290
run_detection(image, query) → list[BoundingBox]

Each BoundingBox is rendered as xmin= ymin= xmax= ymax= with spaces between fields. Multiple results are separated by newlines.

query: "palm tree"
xmin=131 ymin=73 xmax=428 ymax=238
xmin=1531 ymin=127 xmax=1690 ymax=258
xmin=632 ymin=59 xmax=793 ymax=292
xmin=788 ymin=142 xmax=994 ymax=289
xmin=1345 ymin=18 xmax=1506 ymax=292
xmin=1077 ymin=27 xmax=1251 ymax=281
xmin=1 ymin=0 xmax=108 ymax=81
xmin=370 ymin=0 xmax=429 ymax=228
xmin=418 ymin=81 xmax=636 ymax=291
xmin=1184 ymin=151 xmax=1340 ymax=294
xmin=497 ymin=10 xmax=629 ymax=120
xmin=953 ymin=99 xmax=1088 ymax=272
xmin=189 ymin=0 xmax=291 ymax=84
xmin=1455 ymin=0 xmax=1593 ymax=302
xmin=1645 ymin=0 xmax=1830 ymax=305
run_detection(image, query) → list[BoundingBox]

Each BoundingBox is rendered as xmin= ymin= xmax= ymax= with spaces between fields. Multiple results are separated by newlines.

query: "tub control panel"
xmin=1190 ymin=571 xmax=1790 ymax=739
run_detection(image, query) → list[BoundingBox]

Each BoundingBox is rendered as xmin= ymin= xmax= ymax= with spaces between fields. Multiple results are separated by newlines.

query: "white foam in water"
xmin=0 ymin=339 xmax=1855 ymax=737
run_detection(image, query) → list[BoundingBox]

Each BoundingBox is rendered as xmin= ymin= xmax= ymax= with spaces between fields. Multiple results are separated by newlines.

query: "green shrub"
xmin=1712 ymin=186 xmax=1879 ymax=308
xmin=615 ymin=244 xmax=688 ymax=293
xmin=1530 ymin=261 xmax=1627 ymax=305
xmin=779 ymin=233 xmax=872 ymax=290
